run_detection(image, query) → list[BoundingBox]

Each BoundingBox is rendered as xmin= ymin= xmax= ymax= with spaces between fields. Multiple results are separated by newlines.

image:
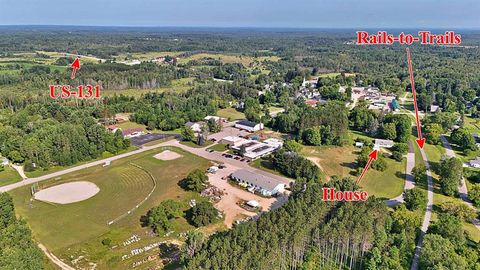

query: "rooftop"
xmin=231 ymin=169 xmax=283 ymax=191
xmin=236 ymin=120 xmax=259 ymax=128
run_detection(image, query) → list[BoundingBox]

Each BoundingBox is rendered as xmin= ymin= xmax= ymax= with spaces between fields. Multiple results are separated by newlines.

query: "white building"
xmin=235 ymin=120 xmax=264 ymax=132
xmin=185 ymin=122 xmax=203 ymax=133
xmin=230 ymin=169 xmax=285 ymax=196
xmin=469 ymin=157 xmax=480 ymax=168
xmin=374 ymin=139 xmax=394 ymax=150
xmin=221 ymin=136 xmax=282 ymax=160
xmin=1 ymin=157 xmax=8 ymax=166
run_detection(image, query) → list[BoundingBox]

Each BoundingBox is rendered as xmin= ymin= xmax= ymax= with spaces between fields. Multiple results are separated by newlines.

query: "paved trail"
xmin=440 ymin=135 xmax=480 ymax=231
xmin=410 ymin=147 xmax=434 ymax=270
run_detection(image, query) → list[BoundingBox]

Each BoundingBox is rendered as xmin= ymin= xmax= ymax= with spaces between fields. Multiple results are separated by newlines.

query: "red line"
xmin=71 ymin=68 xmax=77 ymax=79
xmin=406 ymin=48 xmax=423 ymax=140
xmin=356 ymin=158 xmax=373 ymax=184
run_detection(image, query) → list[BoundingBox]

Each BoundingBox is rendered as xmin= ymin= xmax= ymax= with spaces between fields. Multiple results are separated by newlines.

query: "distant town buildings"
xmin=351 ymin=86 xmax=397 ymax=112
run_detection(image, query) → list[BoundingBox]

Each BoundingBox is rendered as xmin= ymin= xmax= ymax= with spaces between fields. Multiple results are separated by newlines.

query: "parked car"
xmin=240 ymin=159 xmax=245 ymax=162
xmin=225 ymin=154 xmax=233 ymax=158
xmin=210 ymin=138 xmax=217 ymax=142
xmin=234 ymin=156 xmax=241 ymax=160
xmin=219 ymin=164 xmax=226 ymax=169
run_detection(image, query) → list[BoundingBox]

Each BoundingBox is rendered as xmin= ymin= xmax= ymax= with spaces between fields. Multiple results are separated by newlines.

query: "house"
xmin=305 ymin=99 xmax=319 ymax=107
xmin=185 ymin=122 xmax=203 ymax=133
xmin=469 ymin=157 xmax=480 ymax=168
xmin=1 ymin=157 xmax=8 ymax=166
xmin=235 ymin=120 xmax=264 ymax=132
xmin=204 ymin=115 xmax=226 ymax=123
xmin=122 ymin=128 xmax=145 ymax=138
xmin=374 ymin=139 xmax=394 ymax=149
xmin=230 ymin=169 xmax=285 ymax=196
xmin=107 ymin=125 xmax=120 ymax=133
xmin=430 ymin=105 xmax=441 ymax=113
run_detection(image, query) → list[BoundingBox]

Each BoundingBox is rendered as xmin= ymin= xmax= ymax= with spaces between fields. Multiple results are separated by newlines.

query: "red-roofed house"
xmin=122 ymin=128 xmax=145 ymax=138
xmin=305 ymin=99 xmax=318 ymax=107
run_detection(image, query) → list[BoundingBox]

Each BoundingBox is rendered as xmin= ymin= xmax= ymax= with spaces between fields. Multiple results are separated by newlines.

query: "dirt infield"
xmin=34 ymin=181 xmax=100 ymax=204
xmin=153 ymin=150 xmax=182 ymax=160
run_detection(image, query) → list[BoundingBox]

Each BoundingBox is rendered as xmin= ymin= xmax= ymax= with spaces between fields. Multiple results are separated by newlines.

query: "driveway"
xmin=384 ymin=142 xmax=415 ymax=206
xmin=207 ymin=126 xmax=250 ymax=142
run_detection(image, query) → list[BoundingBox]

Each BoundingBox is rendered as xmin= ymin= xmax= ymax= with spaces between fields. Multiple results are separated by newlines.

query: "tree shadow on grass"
xmin=340 ymin=162 xmax=356 ymax=170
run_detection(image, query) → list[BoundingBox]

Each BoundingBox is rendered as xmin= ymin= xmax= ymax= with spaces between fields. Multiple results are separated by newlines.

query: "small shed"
xmin=246 ymin=200 xmax=260 ymax=208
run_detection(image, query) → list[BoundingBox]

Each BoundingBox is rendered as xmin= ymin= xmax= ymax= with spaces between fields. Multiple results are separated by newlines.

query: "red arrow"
xmin=356 ymin=149 xmax=377 ymax=184
xmin=406 ymin=48 xmax=426 ymax=149
xmin=71 ymin=57 xmax=80 ymax=79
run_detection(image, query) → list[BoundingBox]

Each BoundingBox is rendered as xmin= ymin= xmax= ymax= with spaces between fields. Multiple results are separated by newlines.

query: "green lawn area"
xmin=9 ymin=147 xmax=212 ymax=269
xmin=250 ymin=158 xmax=286 ymax=177
xmin=208 ymin=143 xmax=228 ymax=152
xmin=0 ymin=166 xmax=22 ymax=187
xmin=217 ymin=107 xmax=245 ymax=121
xmin=359 ymin=157 xmax=406 ymax=199
xmin=116 ymin=121 xmax=146 ymax=130
xmin=301 ymin=145 xmax=357 ymax=180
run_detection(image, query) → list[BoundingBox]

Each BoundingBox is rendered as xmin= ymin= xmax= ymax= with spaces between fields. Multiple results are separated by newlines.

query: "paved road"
xmin=440 ymin=135 xmax=480 ymax=231
xmin=1 ymin=138 xmax=291 ymax=192
xmin=410 ymin=146 xmax=434 ymax=270
xmin=0 ymin=142 xmax=174 ymax=192
xmin=384 ymin=142 xmax=415 ymax=206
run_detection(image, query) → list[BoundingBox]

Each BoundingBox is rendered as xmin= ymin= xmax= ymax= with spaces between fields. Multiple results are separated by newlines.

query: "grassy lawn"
xmin=217 ymin=107 xmax=245 ymax=121
xmin=301 ymin=145 xmax=357 ymax=180
xmin=250 ymin=158 xmax=286 ymax=177
xmin=116 ymin=121 xmax=146 ymax=130
xmin=208 ymin=143 xmax=228 ymax=152
xmin=0 ymin=166 xmax=22 ymax=187
xmin=359 ymin=157 xmax=406 ymax=199
xmin=9 ymin=147 xmax=213 ymax=269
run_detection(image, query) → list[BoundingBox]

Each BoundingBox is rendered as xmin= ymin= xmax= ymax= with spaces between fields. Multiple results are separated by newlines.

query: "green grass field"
xmin=301 ymin=145 xmax=357 ymax=180
xmin=0 ymin=166 xmax=22 ymax=187
xmin=207 ymin=143 xmax=228 ymax=152
xmin=9 ymin=147 xmax=212 ymax=269
xmin=217 ymin=108 xmax=245 ymax=121
xmin=359 ymin=156 xmax=406 ymax=199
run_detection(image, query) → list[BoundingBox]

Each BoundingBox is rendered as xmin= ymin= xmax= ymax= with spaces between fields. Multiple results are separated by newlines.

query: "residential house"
xmin=122 ymin=128 xmax=145 ymax=138
xmin=185 ymin=122 xmax=204 ymax=133
xmin=374 ymin=139 xmax=395 ymax=149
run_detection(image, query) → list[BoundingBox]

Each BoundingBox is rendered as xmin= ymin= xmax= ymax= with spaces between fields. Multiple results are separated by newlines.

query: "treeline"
xmin=182 ymin=178 xmax=429 ymax=269
xmin=272 ymin=101 xmax=349 ymax=145
xmin=0 ymin=193 xmax=44 ymax=269
xmin=0 ymin=102 xmax=130 ymax=171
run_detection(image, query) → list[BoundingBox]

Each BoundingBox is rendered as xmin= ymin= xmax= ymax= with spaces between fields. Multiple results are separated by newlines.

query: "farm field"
xmin=102 ymin=77 xmax=195 ymax=97
xmin=0 ymin=166 xmax=22 ymax=187
xmin=9 ymin=147 xmax=212 ymax=269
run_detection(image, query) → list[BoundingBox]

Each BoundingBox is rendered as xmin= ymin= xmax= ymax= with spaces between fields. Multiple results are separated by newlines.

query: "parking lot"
xmin=207 ymin=126 xmax=250 ymax=142
xmin=130 ymin=133 xmax=180 ymax=146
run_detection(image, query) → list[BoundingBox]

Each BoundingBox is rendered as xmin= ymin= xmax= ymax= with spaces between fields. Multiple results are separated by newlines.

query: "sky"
xmin=0 ymin=0 xmax=479 ymax=29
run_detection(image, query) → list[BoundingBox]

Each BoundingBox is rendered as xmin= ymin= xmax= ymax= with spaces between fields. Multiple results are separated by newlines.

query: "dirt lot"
xmin=153 ymin=150 xmax=183 ymax=160
xmin=207 ymin=126 xmax=250 ymax=142
xmin=34 ymin=181 xmax=100 ymax=204
xmin=206 ymin=165 xmax=277 ymax=227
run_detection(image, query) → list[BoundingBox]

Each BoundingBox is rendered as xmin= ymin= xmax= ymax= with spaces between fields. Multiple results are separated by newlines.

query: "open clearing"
xmin=301 ymin=145 xmax=357 ymax=180
xmin=34 ymin=181 xmax=100 ymax=204
xmin=153 ymin=150 xmax=182 ymax=160
xmin=9 ymin=147 xmax=211 ymax=269
xmin=0 ymin=166 xmax=22 ymax=187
